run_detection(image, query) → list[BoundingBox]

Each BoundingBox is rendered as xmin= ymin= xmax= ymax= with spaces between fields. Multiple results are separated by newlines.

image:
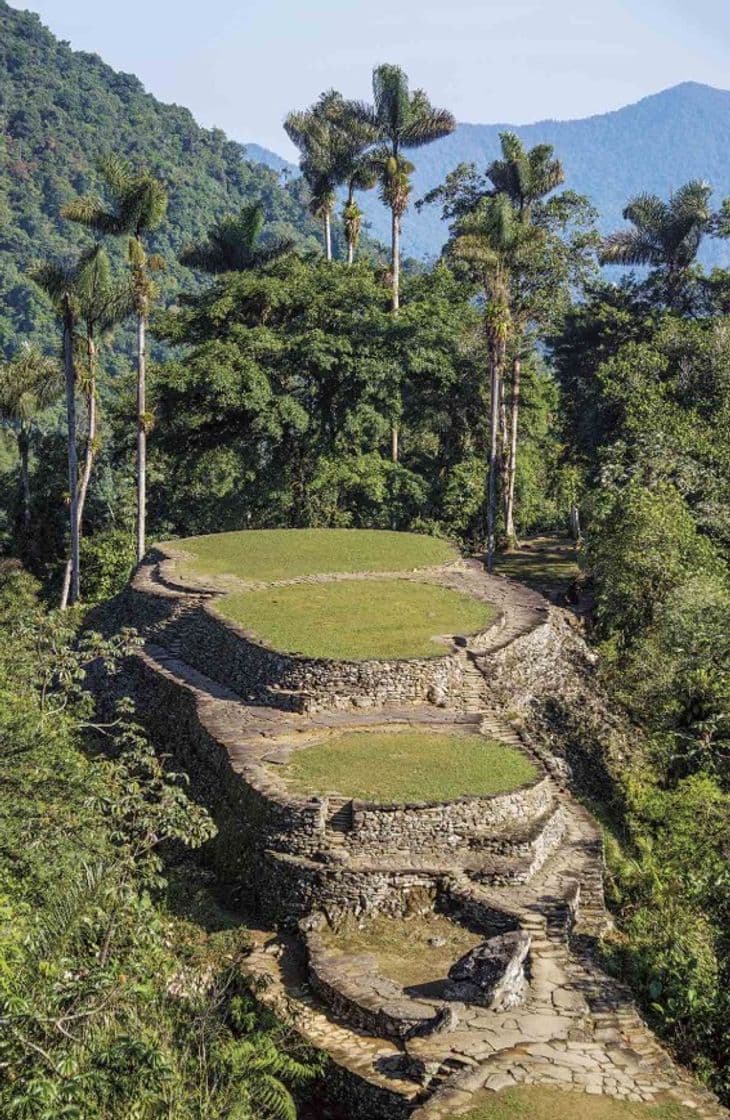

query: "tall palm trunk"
xmin=136 ymin=309 xmax=147 ymax=564
xmin=346 ymin=189 xmax=355 ymax=265
xmin=391 ymin=206 xmax=400 ymax=313
xmin=60 ymin=334 xmax=100 ymax=602
xmin=486 ymin=337 xmax=503 ymax=573
xmin=503 ymin=354 xmax=521 ymax=546
xmin=77 ymin=335 xmax=97 ymax=533
xmin=61 ymin=299 xmax=79 ymax=609
xmin=390 ymin=205 xmax=401 ymax=463
xmin=18 ymin=427 xmax=31 ymax=533
xmin=323 ymin=209 xmax=332 ymax=262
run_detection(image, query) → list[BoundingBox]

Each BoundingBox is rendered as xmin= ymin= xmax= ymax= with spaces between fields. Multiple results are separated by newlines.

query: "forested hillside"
xmin=0 ymin=0 xmax=323 ymax=354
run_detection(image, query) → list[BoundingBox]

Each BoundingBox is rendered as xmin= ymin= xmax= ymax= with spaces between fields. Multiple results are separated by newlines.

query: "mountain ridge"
xmin=245 ymin=81 xmax=730 ymax=263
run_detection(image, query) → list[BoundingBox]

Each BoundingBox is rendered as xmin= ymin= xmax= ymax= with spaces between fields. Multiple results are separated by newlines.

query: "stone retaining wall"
xmin=344 ymin=775 xmax=552 ymax=853
xmin=123 ymin=566 xmax=467 ymax=714
xmin=116 ymin=648 xmax=555 ymax=907
xmin=304 ymin=926 xmax=443 ymax=1041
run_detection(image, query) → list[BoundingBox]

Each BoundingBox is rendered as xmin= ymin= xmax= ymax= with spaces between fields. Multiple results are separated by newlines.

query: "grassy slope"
xmin=320 ymin=912 xmax=483 ymax=988
xmin=462 ymin=1086 xmax=696 ymax=1120
xmin=495 ymin=536 xmax=579 ymax=598
xmin=279 ymin=730 xmax=537 ymax=801
xmin=216 ymin=579 xmax=493 ymax=659
xmin=166 ymin=528 xmax=458 ymax=582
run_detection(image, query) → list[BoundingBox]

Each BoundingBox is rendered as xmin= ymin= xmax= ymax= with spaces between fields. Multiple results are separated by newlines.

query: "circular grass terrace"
xmin=460 ymin=1086 xmax=697 ymax=1120
xmin=214 ymin=578 xmax=494 ymax=660
xmin=162 ymin=527 xmax=459 ymax=584
xmin=278 ymin=730 xmax=538 ymax=802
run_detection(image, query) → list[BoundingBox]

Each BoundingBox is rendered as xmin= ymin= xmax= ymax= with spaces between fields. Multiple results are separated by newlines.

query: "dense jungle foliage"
xmin=0 ymin=5 xmax=729 ymax=1114
xmin=0 ymin=561 xmax=320 ymax=1117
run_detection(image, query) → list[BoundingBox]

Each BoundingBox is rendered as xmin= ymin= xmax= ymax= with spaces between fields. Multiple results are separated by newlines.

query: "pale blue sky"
xmin=10 ymin=0 xmax=730 ymax=156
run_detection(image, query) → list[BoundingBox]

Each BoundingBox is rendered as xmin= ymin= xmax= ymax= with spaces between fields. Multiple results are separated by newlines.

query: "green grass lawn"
xmin=320 ymin=912 xmax=483 ymax=988
xmin=495 ymin=536 xmax=579 ymax=597
xmin=162 ymin=528 xmax=458 ymax=583
xmin=279 ymin=730 xmax=537 ymax=802
xmin=462 ymin=1086 xmax=696 ymax=1120
xmin=215 ymin=579 xmax=493 ymax=660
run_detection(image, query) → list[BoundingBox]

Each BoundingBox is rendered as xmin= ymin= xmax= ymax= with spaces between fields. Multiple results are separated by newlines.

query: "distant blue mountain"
xmin=243 ymin=143 xmax=298 ymax=176
xmin=245 ymin=82 xmax=730 ymax=266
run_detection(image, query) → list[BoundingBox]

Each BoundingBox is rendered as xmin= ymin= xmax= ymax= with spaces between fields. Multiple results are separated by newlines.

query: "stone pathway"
xmin=120 ymin=551 xmax=727 ymax=1120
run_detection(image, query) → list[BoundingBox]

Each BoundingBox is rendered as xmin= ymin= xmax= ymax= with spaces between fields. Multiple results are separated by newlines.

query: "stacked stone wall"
xmin=122 ymin=572 xmax=466 ymax=714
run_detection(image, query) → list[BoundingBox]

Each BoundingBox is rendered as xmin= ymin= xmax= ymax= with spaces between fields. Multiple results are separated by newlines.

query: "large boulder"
xmin=445 ymin=930 xmax=530 ymax=1009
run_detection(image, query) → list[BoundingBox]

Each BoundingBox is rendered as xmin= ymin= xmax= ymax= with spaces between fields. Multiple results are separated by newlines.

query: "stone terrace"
xmin=110 ymin=541 xmax=728 ymax=1120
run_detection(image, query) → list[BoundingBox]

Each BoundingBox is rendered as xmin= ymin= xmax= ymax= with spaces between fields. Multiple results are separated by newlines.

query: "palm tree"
xmin=32 ymin=258 xmax=83 ymax=605
xmin=451 ymin=194 xmax=536 ymax=570
xmin=601 ymin=180 xmax=713 ymax=305
xmin=486 ymin=133 xmax=564 ymax=544
xmin=284 ymin=92 xmax=344 ymax=261
xmin=487 ymin=132 xmax=564 ymax=220
xmin=33 ymin=246 xmax=129 ymax=607
xmin=66 ymin=246 xmax=130 ymax=607
xmin=62 ymin=155 xmax=167 ymax=563
xmin=0 ymin=344 xmax=60 ymax=535
xmin=367 ymin=65 xmax=455 ymax=312
xmin=179 ymin=203 xmax=294 ymax=273
xmin=361 ymin=65 xmax=455 ymax=463
xmin=329 ymin=101 xmax=379 ymax=264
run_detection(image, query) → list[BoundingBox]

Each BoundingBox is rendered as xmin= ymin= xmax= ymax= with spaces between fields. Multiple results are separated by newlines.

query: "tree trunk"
xmin=136 ymin=311 xmax=147 ymax=564
xmin=391 ymin=425 xmax=399 ymax=463
xmin=76 ymin=335 xmax=97 ymax=536
xmin=570 ymin=503 xmax=581 ymax=541
xmin=486 ymin=340 xmax=502 ymax=573
xmin=62 ymin=306 xmax=80 ymax=608
xmin=323 ymin=209 xmax=332 ymax=262
xmin=60 ymin=337 xmax=99 ymax=607
xmin=391 ymin=207 xmax=400 ymax=313
xmin=18 ymin=428 xmax=31 ymax=533
xmin=504 ymin=354 xmax=521 ymax=547
xmin=390 ymin=206 xmax=401 ymax=463
xmin=347 ymin=237 xmax=354 ymax=266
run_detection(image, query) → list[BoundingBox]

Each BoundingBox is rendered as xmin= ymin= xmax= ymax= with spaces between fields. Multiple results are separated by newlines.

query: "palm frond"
xmin=401 ymin=101 xmax=456 ymax=149
xmin=600 ymin=229 xmax=661 ymax=267
xmin=372 ymin=63 xmax=411 ymax=139
xmin=622 ymin=193 xmax=668 ymax=236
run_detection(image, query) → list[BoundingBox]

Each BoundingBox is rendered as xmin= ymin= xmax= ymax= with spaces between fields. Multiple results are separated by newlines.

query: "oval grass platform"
xmin=278 ymin=729 xmax=538 ymax=802
xmin=214 ymin=578 xmax=494 ymax=660
xmin=163 ymin=527 xmax=459 ymax=584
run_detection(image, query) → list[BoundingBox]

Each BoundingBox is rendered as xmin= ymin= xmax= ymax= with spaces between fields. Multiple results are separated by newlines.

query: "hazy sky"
xmin=10 ymin=0 xmax=730 ymax=157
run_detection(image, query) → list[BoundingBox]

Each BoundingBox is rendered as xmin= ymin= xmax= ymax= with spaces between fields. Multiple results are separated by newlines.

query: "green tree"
xmin=422 ymin=135 xmax=596 ymax=546
xmin=0 ymin=343 xmax=60 ymax=537
xmin=449 ymin=193 xmax=537 ymax=568
xmin=365 ymin=64 xmax=455 ymax=314
xmin=485 ymin=133 xmax=565 ymax=542
xmin=330 ymin=100 xmax=379 ymax=265
xmin=179 ymin=202 xmax=294 ymax=273
xmin=284 ymin=92 xmax=345 ymax=262
xmin=31 ymin=257 xmax=84 ymax=605
xmin=62 ymin=155 xmax=168 ymax=563
xmin=601 ymin=181 xmax=714 ymax=308
xmin=33 ymin=246 xmax=130 ymax=607
xmin=0 ymin=562 xmax=319 ymax=1118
